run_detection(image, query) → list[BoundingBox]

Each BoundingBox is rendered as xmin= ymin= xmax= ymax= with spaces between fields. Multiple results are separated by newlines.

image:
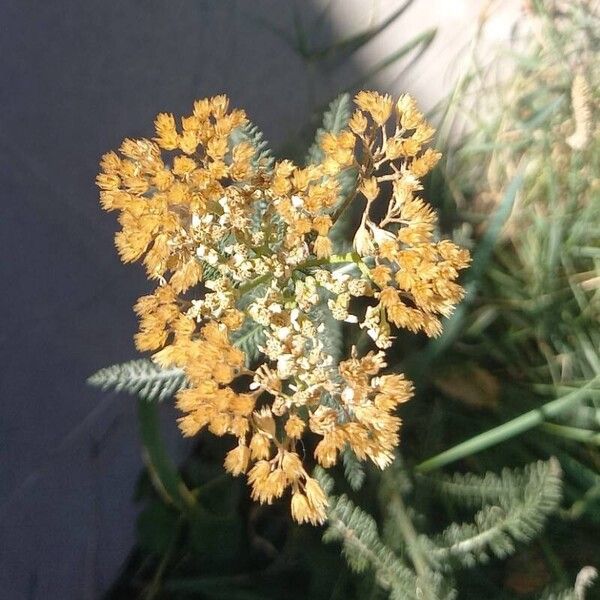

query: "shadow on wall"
xmin=0 ymin=1 xmax=428 ymax=597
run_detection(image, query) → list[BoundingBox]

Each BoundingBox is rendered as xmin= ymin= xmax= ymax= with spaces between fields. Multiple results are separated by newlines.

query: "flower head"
xmin=98 ymin=92 xmax=469 ymax=525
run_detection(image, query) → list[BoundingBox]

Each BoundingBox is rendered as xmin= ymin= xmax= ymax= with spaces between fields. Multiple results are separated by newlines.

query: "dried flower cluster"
xmin=98 ymin=91 xmax=469 ymax=525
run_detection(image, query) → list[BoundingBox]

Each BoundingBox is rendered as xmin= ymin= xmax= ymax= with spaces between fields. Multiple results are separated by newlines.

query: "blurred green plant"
xmin=404 ymin=0 xmax=599 ymax=594
xmin=419 ymin=0 xmax=599 ymax=497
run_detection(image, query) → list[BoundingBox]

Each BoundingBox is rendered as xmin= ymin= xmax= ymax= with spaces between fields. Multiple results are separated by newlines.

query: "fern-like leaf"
xmin=316 ymin=468 xmax=451 ymax=600
xmin=342 ymin=447 xmax=366 ymax=491
xmin=324 ymin=494 xmax=420 ymax=599
xmin=538 ymin=566 xmax=597 ymax=600
xmin=230 ymin=121 xmax=274 ymax=172
xmin=311 ymin=298 xmax=345 ymax=364
xmin=418 ymin=458 xmax=561 ymax=510
xmin=87 ymin=359 xmax=187 ymax=402
xmin=200 ymin=261 xmax=220 ymax=281
xmin=230 ymin=316 xmax=266 ymax=366
xmin=88 ymin=304 xmax=266 ymax=402
xmin=306 ymin=93 xmax=356 ymax=214
xmin=305 ymin=93 xmax=358 ymax=251
xmin=422 ymin=459 xmax=562 ymax=569
xmin=306 ymin=93 xmax=352 ymax=165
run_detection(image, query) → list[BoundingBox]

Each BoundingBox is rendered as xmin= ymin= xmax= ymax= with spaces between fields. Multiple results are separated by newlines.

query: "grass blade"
xmin=415 ymin=375 xmax=600 ymax=473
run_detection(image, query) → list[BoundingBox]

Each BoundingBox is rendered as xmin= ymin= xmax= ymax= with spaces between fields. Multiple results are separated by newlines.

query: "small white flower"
xmin=275 ymin=326 xmax=291 ymax=341
xmin=277 ymin=354 xmax=294 ymax=379
xmin=206 ymin=249 xmax=219 ymax=266
xmin=353 ymin=221 xmax=375 ymax=256
xmin=331 ymin=270 xmax=350 ymax=283
xmin=268 ymin=302 xmax=282 ymax=314
xmin=341 ymin=386 xmax=355 ymax=403
xmin=368 ymin=222 xmax=396 ymax=245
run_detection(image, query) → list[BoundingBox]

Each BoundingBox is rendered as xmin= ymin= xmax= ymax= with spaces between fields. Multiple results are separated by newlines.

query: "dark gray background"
xmin=0 ymin=1 xmax=361 ymax=598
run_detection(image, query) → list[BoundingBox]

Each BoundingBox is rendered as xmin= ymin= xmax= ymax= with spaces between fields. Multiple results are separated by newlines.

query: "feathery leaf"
xmin=230 ymin=317 xmax=266 ymax=366
xmin=342 ymin=447 xmax=366 ymax=491
xmin=230 ymin=121 xmax=274 ymax=172
xmin=421 ymin=459 xmax=562 ymax=568
xmin=316 ymin=468 xmax=452 ymax=600
xmin=87 ymin=359 xmax=187 ymax=402
xmin=306 ymin=93 xmax=352 ymax=165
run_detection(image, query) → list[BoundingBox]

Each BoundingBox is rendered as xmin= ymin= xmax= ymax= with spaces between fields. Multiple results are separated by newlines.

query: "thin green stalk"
xmin=533 ymin=383 xmax=600 ymax=397
xmin=415 ymin=375 xmax=600 ymax=473
xmin=563 ymin=482 xmax=600 ymax=520
xmin=236 ymin=251 xmax=366 ymax=296
xmin=385 ymin=483 xmax=436 ymax=600
xmin=330 ymin=181 xmax=360 ymax=225
xmin=236 ymin=272 xmax=272 ymax=295
xmin=541 ymin=422 xmax=600 ymax=445
xmin=137 ymin=398 xmax=198 ymax=512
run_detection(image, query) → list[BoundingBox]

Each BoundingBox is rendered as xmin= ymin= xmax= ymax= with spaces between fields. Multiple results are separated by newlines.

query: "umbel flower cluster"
xmin=97 ymin=92 xmax=470 ymax=525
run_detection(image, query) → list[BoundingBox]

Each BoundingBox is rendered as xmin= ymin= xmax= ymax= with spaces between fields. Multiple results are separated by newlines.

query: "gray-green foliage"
xmin=538 ymin=567 xmax=598 ymax=600
xmin=316 ymin=468 xmax=441 ymax=600
xmin=306 ymin=93 xmax=357 ymax=243
xmin=415 ymin=460 xmax=562 ymax=572
xmin=230 ymin=121 xmax=274 ymax=172
xmin=300 ymin=94 xmax=358 ymax=387
xmin=317 ymin=459 xmax=563 ymax=600
xmin=87 ymin=315 xmax=267 ymax=400
xmin=435 ymin=0 xmax=600 ymax=458
xmin=306 ymin=93 xmax=352 ymax=165
xmin=413 ymin=7 xmax=600 ymax=566
xmin=87 ymin=359 xmax=187 ymax=402
xmin=311 ymin=296 xmax=345 ymax=364
xmin=418 ymin=458 xmax=561 ymax=511
xmin=230 ymin=316 xmax=266 ymax=366
xmin=302 ymin=95 xmax=359 ymax=398
xmin=341 ymin=447 xmax=366 ymax=492
xmin=231 ymin=121 xmax=282 ymax=250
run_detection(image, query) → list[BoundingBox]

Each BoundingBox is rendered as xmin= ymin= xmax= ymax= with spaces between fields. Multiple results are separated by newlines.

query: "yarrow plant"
xmin=97 ymin=91 xmax=470 ymax=526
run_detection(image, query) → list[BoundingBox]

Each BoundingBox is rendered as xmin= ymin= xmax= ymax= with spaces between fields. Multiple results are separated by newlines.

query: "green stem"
xmin=302 ymin=251 xmax=365 ymax=269
xmin=563 ymin=482 xmax=600 ymax=520
xmin=533 ymin=382 xmax=600 ymax=397
xmin=236 ymin=251 xmax=369 ymax=297
xmin=415 ymin=375 xmax=600 ymax=473
xmin=541 ymin=422 xmax=600 ymax=445
xmin=236 ymin=272 xmax=271 ymax=295
xmin=137 ymin=398 xmax=199 ymax=512
xmin=330 ymin=181 xmax=360 ymax=225
xmin=385 ymin=479 xmax=435 ymax=599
